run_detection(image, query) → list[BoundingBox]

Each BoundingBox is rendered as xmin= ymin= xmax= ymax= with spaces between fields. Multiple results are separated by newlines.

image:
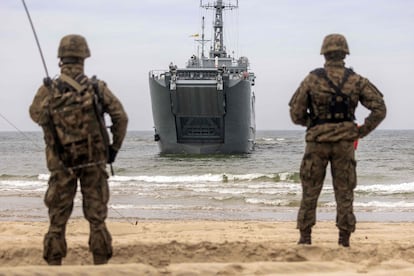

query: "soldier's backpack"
xmin=48 ymin=73 xmax=109 ymax=169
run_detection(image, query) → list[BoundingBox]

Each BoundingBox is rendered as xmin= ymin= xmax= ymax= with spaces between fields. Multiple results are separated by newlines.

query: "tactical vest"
xmin=309 ymin=68 xmax=355 ymax=126
xmin=48 ymin=74 xmax=109 ymax=169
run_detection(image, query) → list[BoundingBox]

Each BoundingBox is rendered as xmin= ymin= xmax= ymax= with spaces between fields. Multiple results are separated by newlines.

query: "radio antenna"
xmin=21 ymin=0 xmax=50 ymax=78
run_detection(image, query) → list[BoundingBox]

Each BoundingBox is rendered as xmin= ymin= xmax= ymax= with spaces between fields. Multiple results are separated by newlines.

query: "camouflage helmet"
xmin=320 ymin=34 xmax=350 ymax=55
xmin=58 ymin=34 xmax=91 ymax=59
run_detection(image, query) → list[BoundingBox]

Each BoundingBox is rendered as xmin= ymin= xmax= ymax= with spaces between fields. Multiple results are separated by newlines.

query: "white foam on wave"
xmin=324 ymin=200 xmax=414 ymax=209
xmin=0 ymin=179 xmax=46 ymax=194
xmin=356 ymin=182 xmax=414 ymax=194
xmin=0 ymin=174 xmax=50 ymax=193
xmin=0 ymin=180 xmax=45 ymax=188
xmin=109 ymin=204 xmax=136 ymax=209
xmin=245 ymin=198 xmax=291 ymax=206
xmin=109 ymin=172 xmax=296 ymax=184
xmin=38 ymin=174 xmax=50 ymax=180
xmin=355 ymin=201 xmax=414 ymax=208
xmin=110 ymin=174 xmax=223 ymax=183
xmin=109 ymin=203 xmax=187 ymax=210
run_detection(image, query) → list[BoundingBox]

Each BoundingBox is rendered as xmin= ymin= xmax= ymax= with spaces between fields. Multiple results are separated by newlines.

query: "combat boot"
xmin=338 ymin=230 xmax=351 ymax=247
xmin=298 ymin=228 xmax=312 ymax=245
xmin=93 ymin=254 xmax=108 ymax=265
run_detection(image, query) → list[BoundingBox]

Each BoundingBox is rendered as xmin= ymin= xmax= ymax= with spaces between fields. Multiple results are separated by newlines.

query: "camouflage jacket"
xmin=29 ymin=73 xmax=128 ymax=171
xmin=289 ymin=60 xmax=386 ymax=142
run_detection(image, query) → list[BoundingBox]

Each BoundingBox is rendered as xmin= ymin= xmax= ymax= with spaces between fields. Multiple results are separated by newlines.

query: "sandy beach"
xmin=0 ymin=220 xmax=413 ymax=275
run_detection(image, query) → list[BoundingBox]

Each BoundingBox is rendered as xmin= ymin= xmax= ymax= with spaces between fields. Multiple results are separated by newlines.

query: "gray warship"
xmin=149 ymin=0 xmax=256 ymax=154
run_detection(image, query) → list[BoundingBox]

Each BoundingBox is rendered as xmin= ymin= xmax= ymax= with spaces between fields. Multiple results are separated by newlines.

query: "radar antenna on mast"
xmin=200 ymin=0 xmax=238 ymax=58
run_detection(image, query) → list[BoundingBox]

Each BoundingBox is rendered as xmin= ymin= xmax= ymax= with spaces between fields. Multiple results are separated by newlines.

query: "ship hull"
xmin=149 ymin=75 xmax=255 ymax=154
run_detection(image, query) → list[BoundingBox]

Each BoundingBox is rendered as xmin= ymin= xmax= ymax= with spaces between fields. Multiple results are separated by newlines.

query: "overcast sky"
xmin=1 ymin=0 xmax=413 ymax=131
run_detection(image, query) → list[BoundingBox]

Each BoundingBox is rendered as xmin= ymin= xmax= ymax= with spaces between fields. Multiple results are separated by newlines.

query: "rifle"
xmin=91 ymin=76 xmax=115 ymax=176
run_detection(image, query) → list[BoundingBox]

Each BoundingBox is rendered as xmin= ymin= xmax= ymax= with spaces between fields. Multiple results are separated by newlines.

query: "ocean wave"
xmin=108 ymin=203 xmax=258 ymax=213
xmin=109 ymin=172 xmax=300 ymax=184
xmin=1 ymin=174 xmax=413 ymax=201
xmin=324 ymin=200 xmax=414 ymax=209
xmin=0 ymin=174 xmax=40 ymax=180
xmin=109 ymin=203 xmax=189 ymax=211
xmin=355 ymin=201 xmax=414 ymax=208
xmin=356 ymin=182 xmax=414 ymax=195
xmin=109 ymin=199 xmax=414 ymax=212
xmin=255 ymin=137 xmax=287 ymax=144
xmin=109 ymin=174 xmax=412 ymax=193
xmin=245 ymin=198 xmax=292 ymax=206
xmin=0 ymin=180 xmax=45 ymax=188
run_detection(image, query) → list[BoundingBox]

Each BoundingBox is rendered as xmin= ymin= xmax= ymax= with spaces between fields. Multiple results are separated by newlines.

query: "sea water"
xmin=0 ymin=130 xmax=413 ymax=222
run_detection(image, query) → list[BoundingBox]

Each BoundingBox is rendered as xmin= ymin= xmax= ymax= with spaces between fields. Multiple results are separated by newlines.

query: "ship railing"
xmin=150 ymin=68 xmax=253 ymax=82
xmin=176 ymin=70 xmax=217 ymax=80
xmin=176 ymin=79 xmax=218 ymax=85
xmin=149 ymin=70 xmax=168 ymax=80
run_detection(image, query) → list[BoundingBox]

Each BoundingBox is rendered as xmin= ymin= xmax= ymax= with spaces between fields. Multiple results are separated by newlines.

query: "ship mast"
xmin=195 ymin=16 xmax=209 ymax=59
xmin=201 ymin=16 xmax=206 ymax=58
xmin=200 ymin=0 xmax=238 ymax=58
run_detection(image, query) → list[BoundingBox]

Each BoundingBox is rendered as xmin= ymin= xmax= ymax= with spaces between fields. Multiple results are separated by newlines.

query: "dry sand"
xmin=1 ymin=220 xmax=414 ymax=275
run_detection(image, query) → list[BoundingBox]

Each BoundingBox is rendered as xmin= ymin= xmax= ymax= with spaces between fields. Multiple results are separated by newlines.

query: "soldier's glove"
xmin=108 ymin=145 xmax=118 ymax=164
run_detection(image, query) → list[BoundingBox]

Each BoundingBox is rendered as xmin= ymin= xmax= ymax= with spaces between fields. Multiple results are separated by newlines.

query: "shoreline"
xmin=1 ymin=219 xmax=414 ymax=275
xmin=2 ymin=209 xmax=414 ymax=222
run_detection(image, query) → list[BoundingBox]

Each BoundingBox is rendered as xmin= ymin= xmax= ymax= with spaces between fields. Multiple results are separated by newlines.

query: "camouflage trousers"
xmin=43 ymin=165 xmax=112 ymax=263
xmin=297 ymin=140 xmax=357 ymax=233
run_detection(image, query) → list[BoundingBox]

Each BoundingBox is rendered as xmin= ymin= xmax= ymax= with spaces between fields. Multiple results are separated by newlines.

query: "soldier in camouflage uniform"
xmin=289 ymin=34 xmax=386 ymax=247
xmin=29 ymin=34 xmax=128 ymax=265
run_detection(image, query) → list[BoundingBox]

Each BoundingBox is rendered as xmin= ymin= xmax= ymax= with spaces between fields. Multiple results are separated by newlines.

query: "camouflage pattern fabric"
xmin=43 ymin=165 xmax=112 ymax=261
xmin=30 ymin=66 xmax=128 ymax=171
xmin=47 ymin=73 xmax=108 ymax=169
xmin=29 ymin=62 xmax=128 ymax=264
xmin=297 ymin=141 xmax=356 ymax=232
xmin=289 ymin=58 xmax=386 ymax=233
xmin=289 ymin=59 xmax=386 ymax=141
